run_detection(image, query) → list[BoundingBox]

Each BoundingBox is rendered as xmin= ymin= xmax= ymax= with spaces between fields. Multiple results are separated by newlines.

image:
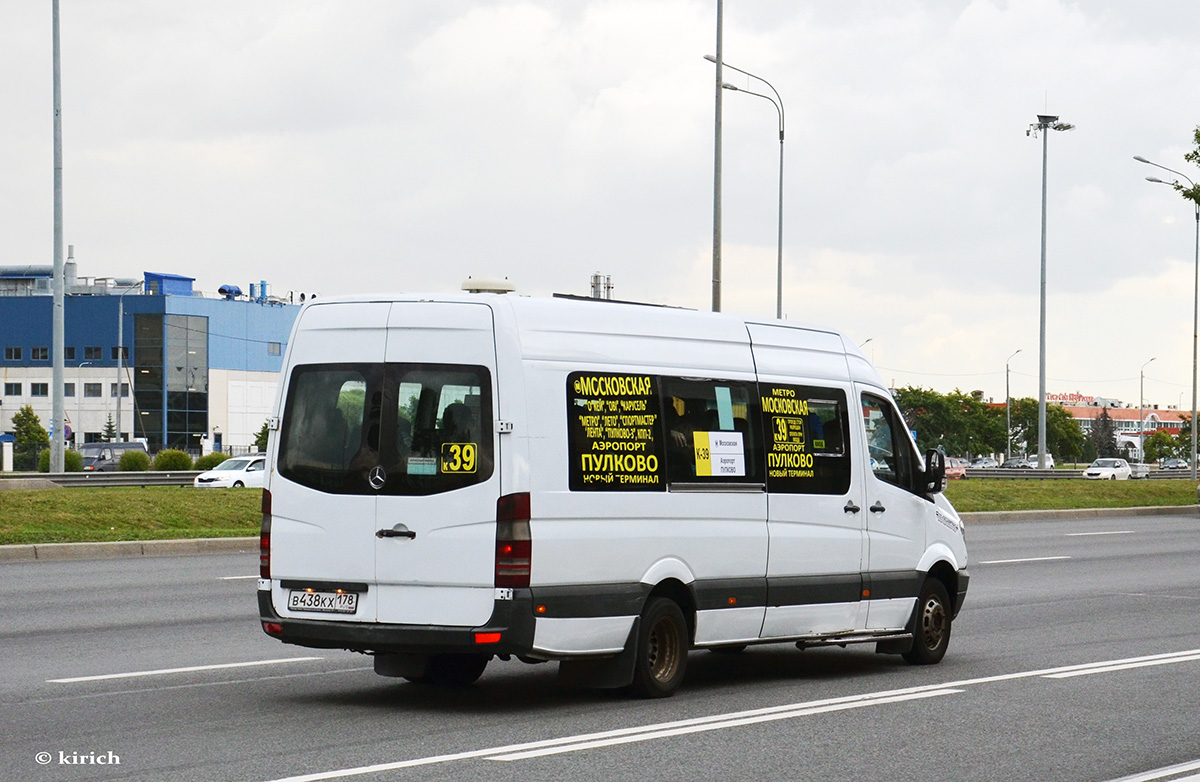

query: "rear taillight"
xmin=259 ymin=490 xmax=272 ymax=579
xmin=495 ymin=492 xmax=531 ymax=588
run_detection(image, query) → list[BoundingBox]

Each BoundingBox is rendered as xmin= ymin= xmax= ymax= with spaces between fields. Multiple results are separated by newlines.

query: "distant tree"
xmin=1090 ymin=408 xmax=1119 ymax=458
xmin=893 ymin=387 xmax=1005 ymax=457
xmin=102 ymin=414 xmax=117 ymax=442
xmin=253 ymin=421 xmax=270 ymax=453
xmin=1175 ymin=412 xmax=1193 ymax=461
xmin=12 ymin=404 xmax=49 ymax=471
xmin=1143 ymin=429 xmax=1177 ymax=464
xmin=1005 ymin=398 xmax=1085 ymax=464
xmin=1173 ymin=126 xmax=1200 ymax=205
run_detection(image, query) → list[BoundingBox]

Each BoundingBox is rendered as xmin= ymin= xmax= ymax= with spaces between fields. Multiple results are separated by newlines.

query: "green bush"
xmin=37 ymin=449 xmax=84 ymax=473
xmin=119 ymin=449 xmax=151 ymax=471
xmin=194 ymin=452 xmax=231 ymax=471
xmin=152 ymin=449 xmax=194 ymax=471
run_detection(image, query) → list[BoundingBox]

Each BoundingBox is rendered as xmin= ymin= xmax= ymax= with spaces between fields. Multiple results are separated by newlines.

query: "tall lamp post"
xmin=710 ymin=0 xmax=724 ymax=312
xmin=1006 ymin=348 xmax=1022 ymax=463
xmin=1140 ymin=357 xmax=1156 ymax=462
xmin=1134 ymin=154 xmax=1200 ymax=480
xmin=705 ymin=55 xmax=786 ymax=319
xmin=1029 ymin=114 xmax=1074 ymax=470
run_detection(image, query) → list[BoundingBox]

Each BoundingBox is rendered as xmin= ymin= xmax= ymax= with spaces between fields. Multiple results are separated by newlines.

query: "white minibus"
xmin=258 ymin=290 xmax=969 ymax=697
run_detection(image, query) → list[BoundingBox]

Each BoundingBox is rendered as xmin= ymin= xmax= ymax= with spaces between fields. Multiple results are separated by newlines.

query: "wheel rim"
xmin=647 ymin=615 xmax=682 ymax=683
xmin=918 ymin=595 xmax=947 ymax=651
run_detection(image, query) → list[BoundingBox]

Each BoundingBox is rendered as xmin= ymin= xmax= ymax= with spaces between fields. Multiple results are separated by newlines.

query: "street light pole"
xmin=707 ymin=57 xmax=786 ymax=320
xmin=1134 ymin=155 xmax=1200 ymax=480
xmin=710 ymin=0 xmax=724 ymax=312
xmin=50 ymin=0 xmax=66 ymax=473
xmin=1140 ymin=357 xmax=1156 ymax=462
xmin=1029 ymin=115 xmax=1074 ymax=470
xmin=1006 ymin=348 xmax=1022 ymax=463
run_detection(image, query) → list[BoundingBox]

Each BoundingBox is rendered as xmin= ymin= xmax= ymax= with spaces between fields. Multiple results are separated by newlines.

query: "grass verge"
xmin=944 ymin=478 xmax=1197 ymax=513
xmin=0 ymin=487 xmax=261 ymax=545
xmin=0 ymin=479 xmax=1195 ymax=546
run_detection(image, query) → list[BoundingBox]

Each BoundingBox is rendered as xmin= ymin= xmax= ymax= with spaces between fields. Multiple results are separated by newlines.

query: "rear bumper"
xmin=258 ymin=589 xmax=537 ymax=657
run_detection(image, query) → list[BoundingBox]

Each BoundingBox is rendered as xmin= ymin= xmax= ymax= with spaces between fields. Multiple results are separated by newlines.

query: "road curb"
xmin=0 ymin=536 xmax=258 ymax=563
xmin=960 ymin=505 xmax=1200 ymax=524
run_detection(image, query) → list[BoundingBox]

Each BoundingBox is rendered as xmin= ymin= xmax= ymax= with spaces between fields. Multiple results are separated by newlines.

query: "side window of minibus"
xmin=861 ymin=393 xmax=916 ymax=492
xmin=760 ymin=384 xmax=851 ymax=495
xmin=660 ymin=378 xmax=762 ymax=484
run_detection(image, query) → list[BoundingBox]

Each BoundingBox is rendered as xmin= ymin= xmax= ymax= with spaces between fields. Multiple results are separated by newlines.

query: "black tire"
xmin=233 ymin=481 xmax=244 ymax=488
xmin=903 ymin=578 xmax=951 ymax=665
xmin=405 ymin=653 xmax=489 ymax=686
xmin=629 ymin=597 xmax=688 ymax=698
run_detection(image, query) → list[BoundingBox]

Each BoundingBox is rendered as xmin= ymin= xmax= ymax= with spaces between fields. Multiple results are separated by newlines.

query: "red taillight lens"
xmin=259 ymin=490 xmax=272 ymax=579
xmin=495 ymin=492 xmax=531 ymax=588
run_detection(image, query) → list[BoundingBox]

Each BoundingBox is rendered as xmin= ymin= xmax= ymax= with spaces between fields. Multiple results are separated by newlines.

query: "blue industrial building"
xmin=1 ymin=262 xmax=299 ymax=454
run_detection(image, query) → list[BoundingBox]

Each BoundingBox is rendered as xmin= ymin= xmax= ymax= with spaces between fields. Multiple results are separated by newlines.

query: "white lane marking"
xmin=488 ymin=690 xmax=959 ymax=761
xmin=1065 ymin=530 xmax=1135 ymax=537
xmin=1106 ymin=758 xmax=1200 ymax=782
xmin=978 ymin=556 xmax=1071 ymax=564
xmin=259 ymin=648 xmax=1200 ymax=782
xmin=220 ymin=575 xmax=259 ymax=580
xmin=1044 ymin=652 xmax=1200 ymax=679
xmin=48 ymin=657 xmax=323 ymax=683
xmin=261 ymin=690 xmax=961 ymax=781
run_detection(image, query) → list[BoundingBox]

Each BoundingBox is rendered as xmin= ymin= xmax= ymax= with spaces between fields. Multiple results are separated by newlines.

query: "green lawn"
xmin=0 ymin=487 xmax=262 ymax=545
xmin=944 ymin=478 xmax=1197 ymax=513
xmin=0 ymin=479 xmax=1195 ymax=546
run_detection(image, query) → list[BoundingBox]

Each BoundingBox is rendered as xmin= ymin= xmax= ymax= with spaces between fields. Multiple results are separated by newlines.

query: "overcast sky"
xmin=4 ymin=1 xmax=1200 ymax=408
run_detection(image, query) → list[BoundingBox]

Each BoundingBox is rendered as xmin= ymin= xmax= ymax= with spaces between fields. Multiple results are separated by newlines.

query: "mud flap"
xmin=374 ymin=653 xmax=428 ymax=678
xmin=556 ymin=618 xmax=640 ymax=689
xmin=874 ymin=636 xmax=913 ymax=655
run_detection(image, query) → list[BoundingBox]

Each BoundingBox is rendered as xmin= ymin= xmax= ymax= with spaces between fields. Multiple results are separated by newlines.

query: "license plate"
xmin=287 ymin=589 xmax=359 ymax=614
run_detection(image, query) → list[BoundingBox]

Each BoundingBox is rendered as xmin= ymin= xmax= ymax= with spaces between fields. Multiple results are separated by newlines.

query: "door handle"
xmin=844 ymin=501 xmax=860 ymax=514
xmin=869 ymin=501 xmax=886 ymax=514
xmin=376 ymin=527 xmax=416 ymax=539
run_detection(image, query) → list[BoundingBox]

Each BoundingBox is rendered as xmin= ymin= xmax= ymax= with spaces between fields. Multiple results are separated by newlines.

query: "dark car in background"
xmin=79 ymin=442 xmax=149 ymax=471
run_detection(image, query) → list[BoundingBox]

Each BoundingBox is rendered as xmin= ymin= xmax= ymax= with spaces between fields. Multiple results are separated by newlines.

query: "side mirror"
xmin=923 ymin=449 xmax=945 ymax=495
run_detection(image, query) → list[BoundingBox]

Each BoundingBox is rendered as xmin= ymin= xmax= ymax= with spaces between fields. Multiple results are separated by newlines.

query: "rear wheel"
xmin=405 ymin=653 xmax=489 ymax=686
xmin=629 ymin=598 xmax=688 ymax=698
xmin=902 ymin=578 xmax=951 ymax=665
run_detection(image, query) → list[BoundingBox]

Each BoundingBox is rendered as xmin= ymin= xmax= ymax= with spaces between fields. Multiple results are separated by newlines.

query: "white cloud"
xmin=4 ymin=0 xmax=1200 ymax=408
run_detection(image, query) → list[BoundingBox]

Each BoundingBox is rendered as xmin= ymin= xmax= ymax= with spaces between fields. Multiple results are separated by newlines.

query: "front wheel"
xmin=233 ymin=481 xmax=245 ymax=488
xmin=629 ymin=597 xmax=688 ymax=698
xmin=903 ymin=578 xmax=951 ymax=665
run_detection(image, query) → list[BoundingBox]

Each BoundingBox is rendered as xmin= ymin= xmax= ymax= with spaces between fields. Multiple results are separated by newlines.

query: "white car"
xmin=1084 ymin=458 xmax=1131 ymax=480
xmin=194 ymin=454 xmax=267 ymax=488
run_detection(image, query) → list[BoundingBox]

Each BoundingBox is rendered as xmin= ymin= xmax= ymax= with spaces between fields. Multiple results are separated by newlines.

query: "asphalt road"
xmin=3 ymin=513 xmax=1199 ymax=782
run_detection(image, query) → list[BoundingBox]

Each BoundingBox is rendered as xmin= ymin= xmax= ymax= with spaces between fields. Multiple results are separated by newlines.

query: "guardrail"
xmin=0 ymin=471 xmax=201 ymax=488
